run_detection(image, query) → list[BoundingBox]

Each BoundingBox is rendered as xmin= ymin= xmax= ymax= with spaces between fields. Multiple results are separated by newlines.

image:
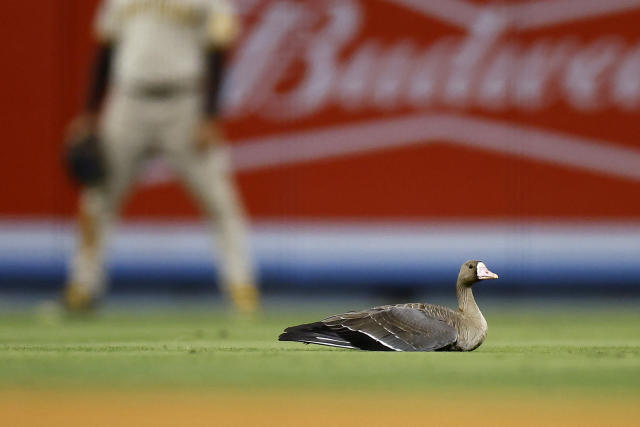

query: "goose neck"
xmin=456 ymin=282 xmax=479 ymax=314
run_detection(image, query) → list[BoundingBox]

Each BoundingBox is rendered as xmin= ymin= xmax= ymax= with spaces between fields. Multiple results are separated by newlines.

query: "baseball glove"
xmin=64 ymin=132 xmax=106 ymax=187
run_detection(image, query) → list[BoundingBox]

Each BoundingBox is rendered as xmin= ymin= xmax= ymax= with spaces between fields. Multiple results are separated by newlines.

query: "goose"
xmin=278 ymin=260 xmax=498 ymax=351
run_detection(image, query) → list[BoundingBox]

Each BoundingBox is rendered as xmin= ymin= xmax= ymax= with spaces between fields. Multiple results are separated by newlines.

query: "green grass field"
xmin=1 ymin=298 xmax=639 ymax=426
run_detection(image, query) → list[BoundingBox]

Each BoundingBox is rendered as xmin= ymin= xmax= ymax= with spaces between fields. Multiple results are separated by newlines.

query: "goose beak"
xmin=477 ymin=262 xmax=499 ymax=280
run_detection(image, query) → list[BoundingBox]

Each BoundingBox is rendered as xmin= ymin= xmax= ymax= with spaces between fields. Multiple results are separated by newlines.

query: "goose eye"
xmin=468 ymin=264 xmax=473 ymax=269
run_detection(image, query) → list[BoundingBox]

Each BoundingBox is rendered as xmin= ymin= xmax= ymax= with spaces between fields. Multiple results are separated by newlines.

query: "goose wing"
xmin=323 ymin=305 xmax=457 ymax=352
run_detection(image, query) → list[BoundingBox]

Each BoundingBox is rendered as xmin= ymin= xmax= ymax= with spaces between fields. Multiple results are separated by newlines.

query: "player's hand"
xmin=63 ymin=112 xmax=106 ymax=187
xmin=66 ymin=113 xmax=98 ymax=145
xmin=195 ymin=118 xmax=225 ymax=152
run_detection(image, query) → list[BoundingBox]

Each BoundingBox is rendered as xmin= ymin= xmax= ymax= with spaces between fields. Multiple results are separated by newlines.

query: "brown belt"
xmin=126 ymin=82 xmax=200 ymax=99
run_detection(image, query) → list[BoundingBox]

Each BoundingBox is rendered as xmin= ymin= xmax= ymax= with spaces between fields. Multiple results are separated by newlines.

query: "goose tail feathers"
xmin=278 ymin=322 xmax=358 ymax=349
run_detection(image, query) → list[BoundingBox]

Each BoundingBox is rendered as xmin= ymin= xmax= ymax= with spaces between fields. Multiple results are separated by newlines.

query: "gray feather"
xmin=324 ymin=305 xmax=457 ymax=352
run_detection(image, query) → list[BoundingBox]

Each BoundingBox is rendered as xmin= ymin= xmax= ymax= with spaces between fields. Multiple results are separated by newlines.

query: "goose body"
xmin=278 ymin=260 xmax=498 ymax=352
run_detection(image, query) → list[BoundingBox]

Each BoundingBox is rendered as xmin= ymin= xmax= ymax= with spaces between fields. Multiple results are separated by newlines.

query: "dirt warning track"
xmin=3 ymin=389 xmax=639 ymax=427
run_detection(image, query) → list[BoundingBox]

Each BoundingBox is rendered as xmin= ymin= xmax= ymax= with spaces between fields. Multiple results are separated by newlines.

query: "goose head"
xmin=458 ymin=260 xmax=499 ymax=287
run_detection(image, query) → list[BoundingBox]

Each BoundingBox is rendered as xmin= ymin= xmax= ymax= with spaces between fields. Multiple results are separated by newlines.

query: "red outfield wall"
xmin=2 ymin=0 xmax=640 ymax=221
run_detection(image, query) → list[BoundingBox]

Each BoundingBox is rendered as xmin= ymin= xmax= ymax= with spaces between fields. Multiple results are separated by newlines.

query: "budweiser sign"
xmin=229 ymin=0 xmax=640 ymax=117
xmin=194 ymin=0 xmax=637 ymax=182
xmin=139 ymin=0 xmax=640 ymax=219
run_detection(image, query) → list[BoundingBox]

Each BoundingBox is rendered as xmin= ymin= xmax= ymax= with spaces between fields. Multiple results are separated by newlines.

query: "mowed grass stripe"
xmin=0 ymin=306 xmax=638 ymax=394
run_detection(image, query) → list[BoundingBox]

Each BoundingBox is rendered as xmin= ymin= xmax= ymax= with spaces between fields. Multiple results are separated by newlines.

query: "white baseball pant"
xmin=68 ymin=87 xmax=256 ymax=299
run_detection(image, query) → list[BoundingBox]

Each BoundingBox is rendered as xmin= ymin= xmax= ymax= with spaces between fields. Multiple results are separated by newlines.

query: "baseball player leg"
xmin=162 ymin=101 xmax=259 ymax=312
xmin=65 ymin=93 xmax=147 ymax=311
xmin=177 ymin=146 xmax=259 ymax=313
xmin=202 ymin=145 xmax=259 ymax=312
xmin=65 ymin=187 xmax=110 ymax=310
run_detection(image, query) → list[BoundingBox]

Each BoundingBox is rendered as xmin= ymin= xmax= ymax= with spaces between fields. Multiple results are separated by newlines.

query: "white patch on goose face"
xmin=476 ymin=262 xmax=499 ymax=280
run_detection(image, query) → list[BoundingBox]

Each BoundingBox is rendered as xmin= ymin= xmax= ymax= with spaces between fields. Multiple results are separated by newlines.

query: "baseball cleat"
xmin=229 ymin=284 xmax=260 ymax=314
xmin=62 ymin=283 xmax=99 ymax=313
